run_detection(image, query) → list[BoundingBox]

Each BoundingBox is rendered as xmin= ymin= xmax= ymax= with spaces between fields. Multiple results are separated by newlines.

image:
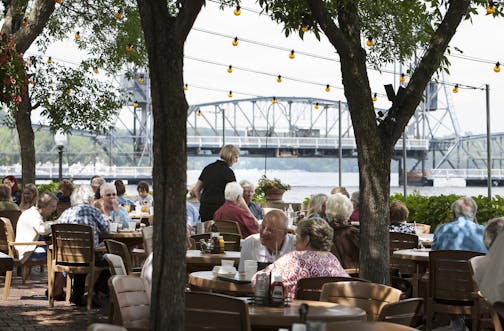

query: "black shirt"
xmin=198 ymin=160 xmax=236 ymax=221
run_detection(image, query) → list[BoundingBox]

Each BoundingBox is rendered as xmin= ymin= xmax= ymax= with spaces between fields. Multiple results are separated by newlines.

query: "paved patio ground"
xmin=0 ymin=268 xmax=108 ymax=331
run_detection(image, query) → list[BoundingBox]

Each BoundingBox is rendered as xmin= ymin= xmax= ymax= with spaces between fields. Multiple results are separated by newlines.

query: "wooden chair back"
xmin=54 ymin=201 xmax=72 ymax=219
xmin=425 ymin=250 xmax=484 ymax=331
xmin=214 ymin=220 xmax=242 ymax=238
xmin=377 ymin=298 xmax=423 ymax=326
xmin=185 ymin=291 xmax=251 ymax=331
xmin=320 ymin=281 xmax=402 ymax=321
xmin=108 ymin=275 xmax=150 ymax=330
xmin=0 ymin=210 xmax=21 ymax=236
xmin=142 ymin=226 xmax=153 ymax=256
xmin=104 ymin=253 xmax=127 ymax=276
xmin=295 ymin=276 xmax=369 ymax=301
xmin=104 ymin=239 xmax=134 ymax=274
xmin=190 ymin=233 xmax=241 ymax=251
xmin=390 ymin=232 xmax=419 ymax=276
xmin=1 ymin=217 xmax=47 ymax=300
xmin=49 ymin=224 xmax=105 ymax=311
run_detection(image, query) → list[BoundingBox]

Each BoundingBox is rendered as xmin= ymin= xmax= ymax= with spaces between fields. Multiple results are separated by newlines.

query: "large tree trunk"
xmin=15 ymin=90 xmax=35 ymax=184
xmin=136 ymin=1 xmax=204 ymax=330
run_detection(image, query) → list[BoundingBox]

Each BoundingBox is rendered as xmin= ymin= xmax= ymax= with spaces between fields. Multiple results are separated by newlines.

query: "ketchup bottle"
xmin=270 ymin=275 xmax=284 ymax=306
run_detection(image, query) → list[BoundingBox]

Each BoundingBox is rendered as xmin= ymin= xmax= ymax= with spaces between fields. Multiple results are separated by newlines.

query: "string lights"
xmin=399 ymin=73 xmax=406 ymax=83
xmin=228 ymin=90 xmax=233 ymax=98
xmin=301 ymin=25 xmax=308 ymax=33
xmin=22 ymin=18 xmax=28 ymax=27
xmin=133 ymin=100 xmax=139 ymax=108
xmin=125 ymin=44 xmax=133 ymax=52
xmin=232 ymin=37 xmax=238 ymax=46
xmin=314 ymin=102 xmax=319 ymax=109
xmin=184 ymin=84 xmax=189 ymax=91
xmin=366 ymin=36 xmax=373 ymax=47
xmin=74 ymin=31 xmax=80 ymax=41
xmin=289 ymin=50 xmax=295 ymax=59
xmin=138 ymin=75 xmax=145 ymax=83
xmin=197 ymin=110 xmax=202 ymax=116
xmin=93 ymin=67 xmax=99 ymax=74
xmin=234 ymin=6 xmax=241 ymax=16
xmin=372 ymin=93 xmax=377 ymax=102
xmin=325 ymin=84 xmax=331 ymax=92
xmin=227 ymin=65 xmax=233 ymax=73
xmin=487 ymin=3 xmax=495 ymax=14
xmin=114 ymin=9 xmax=123 ymax=20
xmin=47 ymin=57 xmax=53 ymax=64
xmin=272 ymin=97 xmax=277 ymax=104
xmin=494 ymin=62 xmax=500 ymax=73
xmin=452 ymin=84 xmax=459 ymax=93
xmin=277 ymin=75 xmax=282 ymax=83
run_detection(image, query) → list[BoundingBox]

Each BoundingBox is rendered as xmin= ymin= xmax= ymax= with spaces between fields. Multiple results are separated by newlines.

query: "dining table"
xmin=249 ymin=299 xmax=366 ymax=330
xmin=393 ymin=248 xmax=431 ymax=298
xmin=186 ymin=250 xmax=241 ymax=273
xmin=418 ymin=233 xmax=434 ymax=248
xmin=100 ymin=230 xmax=144 ymax=249
xmin=188 ymin=270 xmax=254 ymax=296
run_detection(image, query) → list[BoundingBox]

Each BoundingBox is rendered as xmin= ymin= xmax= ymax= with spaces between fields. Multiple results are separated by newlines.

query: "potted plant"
xmin=254 ymin=175 xmax=291 ymax=202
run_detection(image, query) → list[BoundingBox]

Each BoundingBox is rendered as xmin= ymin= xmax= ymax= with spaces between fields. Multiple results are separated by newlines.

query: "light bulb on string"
xmin=494 ymin=62 xmax=500 ymax=73
xmin=366 ymin=36 xmax=373 ymax=47
xmin=133 ymin=100 xmax=139 ymax=108
xmin=399 ymin=73 xmax=406 ymax=83
xmin=232 ymin=37 xmax=238 ymax=46
xmin=74 ymin=31 xmax=80 ymax=41
xmin=272 ymin=97 xmax=277 ymax=104
xmin=289 ymin=50 xmax=295 ymax=59
xmin=487 ymin=3 xmax=495 ymax=15
xmin=138 ymin=75 xmax=145 ymax=83
xmin=277 ymin=75 xmax=282 ymax=83
xmin=184 ymin=84 xmax=189 ymax=91
xmin=125 ymin=44 xmax=133 ymax=52
xmin=372 ymin=93 xmax=377 ymax=102
xmin=55 ymin=0 xmax=62 ymax=4
xmin=228 ymin=91 xmax=233 ymax=98
xmin=301 ymin=25 xmax=308 ymax=33
xmin=197 ymin=110 xmax=202 ymax=117
xmin=93 ymin=67 xmax=99 ymax=74
xmin=99 ymin=95 xmax=105 ymax=102
xmin=21 ymin=18 xmax=28 ymax=27
xmin=325 ymin=84 xmax=331 ymax=92
xmin=114 ymin=9 xmax=123 ymax=20
xmin=234 ymin=6 xmax=241 ymax=16
xmin=314 ymin=102 xmax=319 ymax=110
xmin=227 ymin=65 xmax=233 ymax=73
xmin=452 ymin=84 xmax=459 ymax=93
xmin=47 ymin=56 xmax=53 ymax=64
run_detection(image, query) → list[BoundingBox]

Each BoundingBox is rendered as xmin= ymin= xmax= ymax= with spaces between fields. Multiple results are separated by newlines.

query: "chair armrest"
xmin=8 ymin=241 xmax=48 ymax=246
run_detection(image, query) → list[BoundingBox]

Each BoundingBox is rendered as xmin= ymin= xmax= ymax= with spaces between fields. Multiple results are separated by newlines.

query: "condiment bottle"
xmin=218 ymin=236 xmax=225 ymax=253
xmin=270 ymin=275 xmax=284 ymax=306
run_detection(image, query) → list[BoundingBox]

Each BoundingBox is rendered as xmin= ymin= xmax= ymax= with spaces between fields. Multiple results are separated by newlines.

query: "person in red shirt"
xmin=213 ymin=182 xmax=259 ymax=238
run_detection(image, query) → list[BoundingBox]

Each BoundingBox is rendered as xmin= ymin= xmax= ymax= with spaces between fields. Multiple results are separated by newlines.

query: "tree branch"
xmin=12 ymin=0 xmax=55 ymax=53
xmin=386 ymin=0 xmax=471 ymax=142
xmin=175 ymin=1 xmax=205 ymax=42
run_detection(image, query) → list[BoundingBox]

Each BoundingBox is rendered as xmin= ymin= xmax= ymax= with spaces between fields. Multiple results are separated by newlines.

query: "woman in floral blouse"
xmin=389 ymin=200 xmax=416 ymax=234
xmin=252 ymin=217 xmax=349 ymax=299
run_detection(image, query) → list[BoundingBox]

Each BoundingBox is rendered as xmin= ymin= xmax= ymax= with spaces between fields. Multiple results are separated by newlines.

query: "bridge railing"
xmin=187 ymin=136 xmax=429 ymax=150
xmin=430 ymin=168 xmax=504 ymax=179
xmin=0 ymin=165 xmax=153 ymax=180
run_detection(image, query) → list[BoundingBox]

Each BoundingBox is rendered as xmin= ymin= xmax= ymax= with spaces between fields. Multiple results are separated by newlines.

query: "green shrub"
xmin=390 ymin=192 xmax=504 ymax=231
xmin=36 ymin=181 xmax=59 ymax=194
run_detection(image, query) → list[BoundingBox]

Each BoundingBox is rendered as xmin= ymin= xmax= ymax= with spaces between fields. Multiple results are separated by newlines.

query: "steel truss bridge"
xmin=0 ymin=75 xmax=503 ymax=185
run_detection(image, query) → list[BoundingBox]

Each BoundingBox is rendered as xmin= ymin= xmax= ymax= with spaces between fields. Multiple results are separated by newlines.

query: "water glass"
xmin=109 ymin=222 xmax=118 ymax=232
xmin=244 ymin=259 xmax=258 ymax=279
xmin=128 ymin=221 xmax=136 ymax=231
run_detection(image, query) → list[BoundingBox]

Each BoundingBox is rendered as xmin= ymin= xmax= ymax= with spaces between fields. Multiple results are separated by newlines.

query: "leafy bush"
xmin=390 ymin=192 xmax=504 ymax=231
xmin=36 ymin=181 xmax=59 ymax=194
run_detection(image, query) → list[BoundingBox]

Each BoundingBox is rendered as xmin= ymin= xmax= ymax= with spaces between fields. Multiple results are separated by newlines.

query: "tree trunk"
xmin=15 ymin=90 xmax=35 ymax=185
xmin=136 ymin=1 xmax=204 ymax=330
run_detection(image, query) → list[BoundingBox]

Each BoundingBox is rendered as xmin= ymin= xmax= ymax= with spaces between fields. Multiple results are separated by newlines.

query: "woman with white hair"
xmin=325 ymin=193 xmax=360 ymax=269
xmin=99 ymin=182 xmax=131 ymax=229
xmin=240 ymin=179 xmax=263 ymax=220
xmin=213 ymin=181 xmax=259 ymax=238
xmin=306 ymin=193 xmax=328 ymax=220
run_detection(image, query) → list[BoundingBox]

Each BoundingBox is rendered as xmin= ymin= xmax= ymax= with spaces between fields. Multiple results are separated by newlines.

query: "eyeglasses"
xmin=105 ymin=193 xmax=116 ymax=197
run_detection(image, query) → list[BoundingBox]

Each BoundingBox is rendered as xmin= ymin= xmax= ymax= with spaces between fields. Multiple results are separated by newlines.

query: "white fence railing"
xmin=430 ymin=168 xmax=504 ymax=179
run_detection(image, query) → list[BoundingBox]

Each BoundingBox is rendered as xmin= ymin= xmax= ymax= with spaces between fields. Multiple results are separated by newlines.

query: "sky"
xmin=183 ymin=1 xmax=504 ymax=137
xmin=41 ymin=1 xmax=504 ymax=138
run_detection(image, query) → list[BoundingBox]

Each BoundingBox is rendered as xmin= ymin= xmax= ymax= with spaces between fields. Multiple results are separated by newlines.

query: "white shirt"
xmin=15 ymin=206 xmax=51 ymax=263
xmin=239 ymin=233 xmax=296 ymax=272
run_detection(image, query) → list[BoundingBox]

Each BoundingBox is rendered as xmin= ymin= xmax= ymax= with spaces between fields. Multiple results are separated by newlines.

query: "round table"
xmin=188 ymin=270 xmax=253 ymax=296
xmin=392 ymin=248 xmax=430 ymax=262
xmin=186 ymin=250 xmax=241 ymax=273
xmin=249 ymin=300 xmax=366 ymax=329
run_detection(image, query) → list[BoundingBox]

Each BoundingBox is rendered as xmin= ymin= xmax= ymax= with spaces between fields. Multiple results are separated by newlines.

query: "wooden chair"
xmin=213 ymin=220 xmax=242 ymax=238
xmin=425 ymin=250 xmax=484 ymax=331
xmin=0 ymin=217 xmax=47 ymax=300
xmin=320 ymin=281 xmax=402 ymax=321
xmin=185 ymin=291 xmax=251 ymax=331
xmin=389 ymin=232 xmax=419 ymax=277
xmin=104 ymin=253 xmax=127 ymax=276
xmin=141 ymin=226 xmax=153 ymax=256
xmin=190 ymin=233 xmax=241 ymax=251
xmin=108 ymin=275 xmax=150 ymax=331
xmin=0 ymin=210 xmax=21 ymax=237
xmin=48 ymin=224 xmax=108 ymax=312
xmin=295 ymin=276 xmax=369 ymax=301
xmin=54 ymin=201 xmax=72 ymax=219
xmin=104 ymin=239 xmax=140 ymax=275
xmin=377 ymin=298 xmax=424 ymax=327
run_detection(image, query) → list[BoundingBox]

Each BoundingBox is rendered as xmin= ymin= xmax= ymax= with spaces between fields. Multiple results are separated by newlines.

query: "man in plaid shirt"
xmin=56 ymin=185 xmax=110 ymax=306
